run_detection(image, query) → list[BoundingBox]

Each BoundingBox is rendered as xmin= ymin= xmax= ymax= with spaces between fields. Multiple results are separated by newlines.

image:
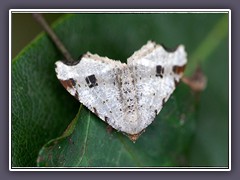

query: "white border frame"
xmin=9 ymin=9 xmax=231 ymax=171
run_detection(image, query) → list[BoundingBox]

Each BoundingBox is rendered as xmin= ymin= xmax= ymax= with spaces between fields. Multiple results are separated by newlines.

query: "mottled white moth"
xmin=55 ymin=41 xmax=187 ymax=141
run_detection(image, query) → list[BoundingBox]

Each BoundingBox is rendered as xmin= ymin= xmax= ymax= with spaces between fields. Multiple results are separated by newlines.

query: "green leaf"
xmin=12 ymin=13 xmax=228 ymax=167
xmin=12 ymin=31 xmax=79 ymax=167
xmin=37 ymin=83 xmax=196 ymax=167
xmin=185 ymin=15 xmax=228 ymax=76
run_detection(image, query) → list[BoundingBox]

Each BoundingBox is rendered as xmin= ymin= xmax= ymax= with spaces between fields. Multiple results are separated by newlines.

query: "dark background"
xmin=12 ymin=13 xmax=61 ymax=58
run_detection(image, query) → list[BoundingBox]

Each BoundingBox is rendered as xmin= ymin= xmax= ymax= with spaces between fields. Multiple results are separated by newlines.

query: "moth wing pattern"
xmin=127 ymin=41 xmax=187 ymax=130
xmin=55 ymin=52 xmax=126 ymax=132
xmin=55 ymin=41 xmax=188 ymax=141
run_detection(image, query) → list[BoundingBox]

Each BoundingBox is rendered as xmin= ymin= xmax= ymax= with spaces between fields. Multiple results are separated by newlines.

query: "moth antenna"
xmin=32 ymin=13 xmax=74 ymax=63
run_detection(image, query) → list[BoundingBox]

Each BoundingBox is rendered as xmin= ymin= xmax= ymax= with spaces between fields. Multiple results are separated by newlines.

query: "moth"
xmin=55 ymin=41 xmax=187 ymax=141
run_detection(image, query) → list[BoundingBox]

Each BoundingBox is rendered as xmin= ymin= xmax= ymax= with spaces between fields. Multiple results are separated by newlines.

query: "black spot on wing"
xmin=162 ymin=98 xmax=166 ymax=106
xmin=156 ymin=65 xmax=164 ymax=78
xmin=85 ymin=74 xmax=98 ymax=88
xmin=93 ymin=107 xmax=98 ymax=116
xmin=74 ymin=91 xmax=79 ymax=100
xmin=104 ymin=116 xmax=109 ymax=123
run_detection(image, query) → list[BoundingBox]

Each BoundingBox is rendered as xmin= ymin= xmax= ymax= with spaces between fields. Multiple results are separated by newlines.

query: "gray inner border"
xmin=1 ymin=0 xmax=239 ymax=179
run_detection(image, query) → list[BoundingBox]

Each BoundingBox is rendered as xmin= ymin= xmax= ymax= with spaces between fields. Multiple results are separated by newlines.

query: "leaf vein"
xmin=76 ymin=111 xmax=91 ymax=166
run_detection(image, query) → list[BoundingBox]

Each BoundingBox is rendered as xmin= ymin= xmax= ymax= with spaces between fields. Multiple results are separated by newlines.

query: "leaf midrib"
xmin=76 ymin=111 xmax=91 ymax=166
